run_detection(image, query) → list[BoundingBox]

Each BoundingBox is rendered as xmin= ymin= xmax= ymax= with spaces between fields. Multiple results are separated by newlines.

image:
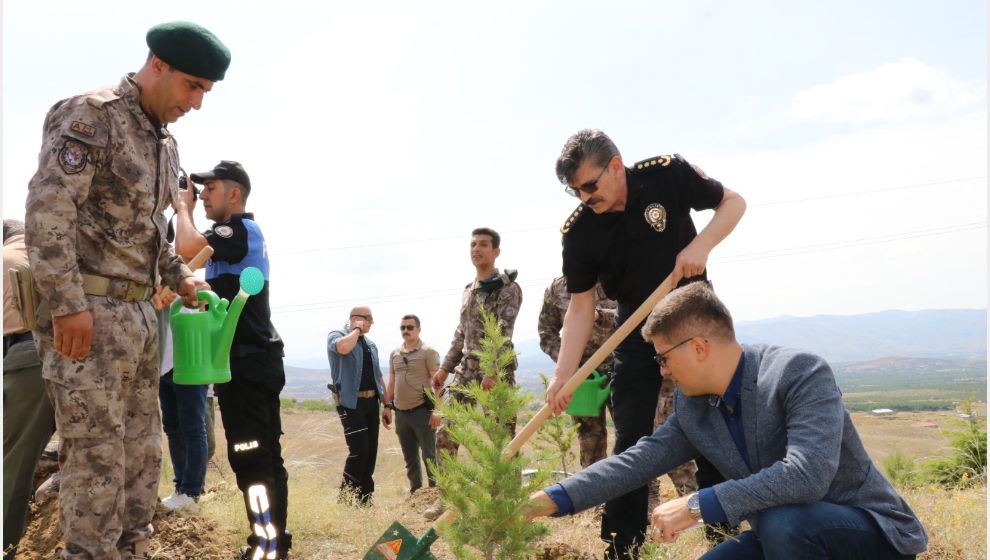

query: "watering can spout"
xmin=212 ymin=266 xmax=266 ymax=370
xmin=213 ymin=295 xmax=242 ymax=369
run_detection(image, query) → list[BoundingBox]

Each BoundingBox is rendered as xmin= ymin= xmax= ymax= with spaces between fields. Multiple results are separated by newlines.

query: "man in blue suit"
xmin=527 ymin=282 xmax=927 ymax=559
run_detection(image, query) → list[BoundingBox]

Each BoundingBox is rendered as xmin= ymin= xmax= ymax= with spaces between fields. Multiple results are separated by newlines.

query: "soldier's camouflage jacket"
xmin=537 ymin=276 xmax=617 ymax=371
xmin=25 ymin=75 xmax=191 ymax=319
xmin=441 ymin=269 xmax=522 ymax=378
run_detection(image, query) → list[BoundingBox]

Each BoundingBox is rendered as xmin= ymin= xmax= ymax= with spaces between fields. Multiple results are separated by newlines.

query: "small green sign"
xmin=363 ymin=522 xmax=438 ymax=560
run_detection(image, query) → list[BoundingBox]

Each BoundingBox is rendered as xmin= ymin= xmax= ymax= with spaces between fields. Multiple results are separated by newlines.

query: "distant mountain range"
xmin=283 ymin=308 xmax=986 ymax=400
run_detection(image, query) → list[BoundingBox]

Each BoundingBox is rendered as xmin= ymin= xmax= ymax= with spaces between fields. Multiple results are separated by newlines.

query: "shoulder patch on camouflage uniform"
xmin=54 ymin=95 xmax=110 ymax=148
xmin=631 ymin=155 xmax=673 ymax=172
xmin=70 ymin=121 xmax=97 ymax=138
xmin=58 ymin=139 xmax=89 ymax=174
xmin=560 ymin=204 xmax=585 ymax=234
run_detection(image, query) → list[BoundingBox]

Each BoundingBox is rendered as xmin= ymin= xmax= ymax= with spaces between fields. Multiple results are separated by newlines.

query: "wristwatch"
xmin=687 ymin=492 xmax=703 ymax=522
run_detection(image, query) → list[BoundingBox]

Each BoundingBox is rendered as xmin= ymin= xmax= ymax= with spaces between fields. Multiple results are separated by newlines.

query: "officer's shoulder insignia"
xmin=215 ymin=225 xmax=234 ymax=238
xmin=644 ymin=203 xmax=667 ymax=232
xmin=57 ymin=139 xmax=89 ymax=175
xmin=632 ymin=155 xmax=673 ymax=172
xmin=560 ymin=204 xmax=585 ymax=234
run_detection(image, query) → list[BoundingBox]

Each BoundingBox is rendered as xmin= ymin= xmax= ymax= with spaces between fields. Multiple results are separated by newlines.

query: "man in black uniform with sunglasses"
xmin=544 ymin=129 xmax=746 ymax=559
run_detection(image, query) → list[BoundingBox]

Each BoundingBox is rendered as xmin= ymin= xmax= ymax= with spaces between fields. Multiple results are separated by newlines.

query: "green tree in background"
xmin=922 ymin=398 xmax=987 ymax=489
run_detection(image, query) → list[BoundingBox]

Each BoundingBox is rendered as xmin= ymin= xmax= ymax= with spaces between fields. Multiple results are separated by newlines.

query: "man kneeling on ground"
xmin=526 ymin=282 xmax=927 ymax=560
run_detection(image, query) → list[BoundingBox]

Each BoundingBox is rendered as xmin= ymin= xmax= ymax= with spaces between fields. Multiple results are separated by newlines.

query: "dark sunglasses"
xmin=399 ymin=325 xmax=416 ymax=332
xmin=653 ymin=337 xmax=697 ymax=368
xmin=565 ymin=162 xmax=609 ymax=198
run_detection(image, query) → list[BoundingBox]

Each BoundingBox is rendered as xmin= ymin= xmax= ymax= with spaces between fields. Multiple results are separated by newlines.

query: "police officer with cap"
xmin=24 ymin=21 xmax=229 ymax=560
xmin=174 ymin=161 xmax=291 ymax=560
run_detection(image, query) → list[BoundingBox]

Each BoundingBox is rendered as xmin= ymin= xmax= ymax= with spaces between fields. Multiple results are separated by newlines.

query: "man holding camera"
xmin=24 ymin=22 xmax=224 ymax=559
xmin=175 ymin=160 xmax=291 ymax=560
xmin=327 ymin=307 xmax=387 ymax=505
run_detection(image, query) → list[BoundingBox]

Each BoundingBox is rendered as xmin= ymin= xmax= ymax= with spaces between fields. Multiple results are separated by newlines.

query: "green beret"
xmin=146 ymin=21 xmax=231 ymax=81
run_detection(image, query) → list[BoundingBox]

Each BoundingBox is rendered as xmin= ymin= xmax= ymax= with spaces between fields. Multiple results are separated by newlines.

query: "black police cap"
xmin=190 ymin=161 xmax=251 ymax=191
xmin=146 ymin=21 xmax=231 ymax=81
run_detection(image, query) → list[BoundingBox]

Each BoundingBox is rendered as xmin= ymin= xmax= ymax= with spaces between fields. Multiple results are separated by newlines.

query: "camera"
xmin=179 ymin=176 xmax=200 ymax=197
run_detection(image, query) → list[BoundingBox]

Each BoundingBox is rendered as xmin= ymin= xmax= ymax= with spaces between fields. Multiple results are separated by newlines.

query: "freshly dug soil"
xmin=15 ymin=497 xmax=238 ymax=560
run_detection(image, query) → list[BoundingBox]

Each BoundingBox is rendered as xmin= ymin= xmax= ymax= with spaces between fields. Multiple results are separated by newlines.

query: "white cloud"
xmin=791 ymin=58 xmax=986 ymax=125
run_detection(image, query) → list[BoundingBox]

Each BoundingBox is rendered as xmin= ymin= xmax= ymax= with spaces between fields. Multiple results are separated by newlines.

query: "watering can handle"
xmin=170 ymin=290 xmax=223 ymax=318
xmin=434 ymin=273 xmax=677 ymax=529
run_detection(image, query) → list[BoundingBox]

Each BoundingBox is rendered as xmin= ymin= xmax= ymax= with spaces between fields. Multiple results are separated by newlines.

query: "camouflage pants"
xmin=435 ymin=366 xmax=516 ymax=469
xmin=648 ymin=377 xmax=698 ymax=509
xmin=37 ymin=297 xmax=162 ymax=560
xmin=571 ymin=398 xmax=611 ymax=469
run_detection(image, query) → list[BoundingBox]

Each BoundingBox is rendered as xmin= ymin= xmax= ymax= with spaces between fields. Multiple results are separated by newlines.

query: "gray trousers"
xmin=395 ymin=406 xmax=437 ymax=493
xmin=3 ymin=339 xmax=55 ymax=559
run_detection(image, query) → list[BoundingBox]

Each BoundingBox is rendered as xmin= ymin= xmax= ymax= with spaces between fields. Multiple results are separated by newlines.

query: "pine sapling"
xmin=532 ymin=373 xmax=579 ymax=479
xmin=432 ymin=302 xmax=551 ymax=560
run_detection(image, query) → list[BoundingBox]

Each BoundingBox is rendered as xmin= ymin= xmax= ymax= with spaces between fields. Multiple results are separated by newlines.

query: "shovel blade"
xmin=363 ymin=521 xmax=438 ymax=560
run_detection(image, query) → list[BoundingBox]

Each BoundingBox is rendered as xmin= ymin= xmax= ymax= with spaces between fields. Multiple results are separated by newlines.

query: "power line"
xmin=711 ymin=222 xmax=985 ymax=264
xmin=271 ymin=221 xmax=986 ymax=315
xmin=269 ymin=176 xmax=985 ymax=257
xmin=747 ymin=176 xmax=984 ymax=208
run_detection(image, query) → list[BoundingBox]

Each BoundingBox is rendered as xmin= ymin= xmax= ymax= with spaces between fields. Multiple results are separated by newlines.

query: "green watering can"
xmin=565 ymin=370 xmax=611 ymax=417
xmin=170 ymin=267 xmax=265 ymax=385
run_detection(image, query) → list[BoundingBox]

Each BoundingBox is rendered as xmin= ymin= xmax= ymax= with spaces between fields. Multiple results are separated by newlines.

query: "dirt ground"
xmin=15 ymin=496 xmax=239 ymax=560
xmin=12 ymin=408 xmax=982 ymax=559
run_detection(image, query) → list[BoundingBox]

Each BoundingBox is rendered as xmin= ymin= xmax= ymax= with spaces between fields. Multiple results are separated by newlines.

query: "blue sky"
xmin=3 ymin=1 xmax=986 ymax=366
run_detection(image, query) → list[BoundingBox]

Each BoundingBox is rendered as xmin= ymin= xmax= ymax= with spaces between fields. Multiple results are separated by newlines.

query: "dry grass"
xmin=162 ymin=407 xmax=985 ymax=559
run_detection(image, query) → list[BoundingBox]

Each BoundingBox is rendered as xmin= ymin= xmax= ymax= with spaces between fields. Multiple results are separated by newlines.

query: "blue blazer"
xmin=326 ymin=329 xmax=385 ymax=410
xmin=559 ymin=344 xmax=928 ymax=555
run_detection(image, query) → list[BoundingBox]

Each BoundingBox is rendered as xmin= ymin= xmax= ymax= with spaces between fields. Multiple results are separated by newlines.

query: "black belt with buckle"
xmin=396 ymin=401 xmax=433 ymax=413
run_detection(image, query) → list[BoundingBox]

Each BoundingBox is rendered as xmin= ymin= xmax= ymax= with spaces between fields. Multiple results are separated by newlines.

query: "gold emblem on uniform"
xmin=644 ymin=203 xmax=667 ymax=232
xmin=634 ymin=155 xmax=672 ymax=170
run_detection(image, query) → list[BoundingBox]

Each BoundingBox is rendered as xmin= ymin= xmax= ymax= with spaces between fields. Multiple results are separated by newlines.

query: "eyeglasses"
xmin=653 ymin=337 xmax=697 ymax=368
xmin=399 ymin=325 xmax=416 ymax=332
xmin=565 ymin=162 xmax=610 ymax=198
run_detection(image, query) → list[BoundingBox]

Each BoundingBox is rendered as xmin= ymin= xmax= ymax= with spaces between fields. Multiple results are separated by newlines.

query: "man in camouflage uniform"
xmin=539 ymin=277 xmax=697 ymax=488
xmin=425 ymin=227 xmax=523 ymax=520
xmin=537 ymin=276 xmax=615 ymax=469
xmin=23 ymin=22 xmax=227 ymax=560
